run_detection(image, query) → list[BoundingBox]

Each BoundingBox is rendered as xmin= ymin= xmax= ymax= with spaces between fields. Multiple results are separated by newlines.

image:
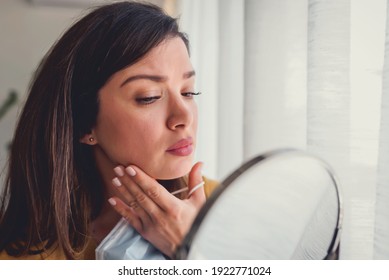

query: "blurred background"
xmin=1 ymin=0 xmax=389 ymax=259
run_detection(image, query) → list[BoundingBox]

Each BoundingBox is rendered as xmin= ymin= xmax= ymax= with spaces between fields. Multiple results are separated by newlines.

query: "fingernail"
xmin=114 ymin=166 xmax=124 ymax=177
xmin=125 ymin=166 xmax=136 ymax=177
xmin=112 ymin=177 xmax=122 ymax=187
xmin=108 ymin=198 xmax=116 ymax=206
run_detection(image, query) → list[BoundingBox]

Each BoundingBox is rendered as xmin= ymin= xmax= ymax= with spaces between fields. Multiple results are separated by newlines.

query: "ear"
xmin=79 ymin=133 xmax=98 ymax=145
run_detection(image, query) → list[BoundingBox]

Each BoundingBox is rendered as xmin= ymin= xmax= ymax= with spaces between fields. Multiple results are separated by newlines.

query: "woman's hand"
xmin=108 ymin=162 xmax=206 ymax=258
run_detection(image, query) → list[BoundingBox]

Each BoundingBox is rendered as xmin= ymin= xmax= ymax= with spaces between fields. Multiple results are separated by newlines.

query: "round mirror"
xmin=176 ymin=149 xmax=342 ymax=260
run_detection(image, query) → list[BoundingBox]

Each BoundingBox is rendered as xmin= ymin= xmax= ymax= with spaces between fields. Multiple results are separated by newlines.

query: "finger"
xmin=117 ymin=164 xmax=174 ymax=222
xmin=125 ymin=165 xmax=178 ymax=212
xmin=187 ymin=162 xmax=206 ymax=205
xmin=108 ymin=197 xmax=144 ymax=234
xmin=113 ymin=165 xmax=140 ymax=206
xmin=112 ymin=167 xmax=153 ymax=226
xmin=112 ymin=176 xmax=136 ymax=206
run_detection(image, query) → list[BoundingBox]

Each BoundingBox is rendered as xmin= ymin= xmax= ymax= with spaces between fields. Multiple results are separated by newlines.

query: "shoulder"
xmin=0 ymin=250 xmax=45 ymax=260
xmin=203 ymin=176 xmax=219 ymax=198
xmin=0 ymin=245 xmax=66 ymax=260
xmin=0 ymin=239 xmax=96 ymax=260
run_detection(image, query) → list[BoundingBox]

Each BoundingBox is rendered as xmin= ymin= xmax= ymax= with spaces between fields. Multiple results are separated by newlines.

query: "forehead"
xmin=102 ymin=37 xmax=193 ymax=89
xmin=126 ymin=37 xmax=191 ymax=73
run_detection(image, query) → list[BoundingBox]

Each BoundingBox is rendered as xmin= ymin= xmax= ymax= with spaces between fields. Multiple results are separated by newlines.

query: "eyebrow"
xmin=120 ymin=70 xmax=196 ymax=87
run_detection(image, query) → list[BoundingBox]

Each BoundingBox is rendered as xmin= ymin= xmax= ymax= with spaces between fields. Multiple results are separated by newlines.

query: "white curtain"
xmin=376 ymin=0 xmax=389 ymax=259
xmin=176 ymin=0 xmax=389 ymax=259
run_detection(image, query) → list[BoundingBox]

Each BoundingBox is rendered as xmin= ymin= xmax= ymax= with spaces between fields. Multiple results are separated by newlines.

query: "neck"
xmin=90 ymin=202 xmax=121 ymax=244
xmin=89 ymin=145 xmax=122 ymax=243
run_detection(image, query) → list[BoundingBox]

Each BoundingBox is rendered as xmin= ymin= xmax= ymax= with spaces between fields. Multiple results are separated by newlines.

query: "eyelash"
xmin=136 ymin=96 xmax=161 ymax=105
xmin=182 ymin=92 xmax=202 ymax=98
xmin=136 ymin=92 xmax=202 ymax=105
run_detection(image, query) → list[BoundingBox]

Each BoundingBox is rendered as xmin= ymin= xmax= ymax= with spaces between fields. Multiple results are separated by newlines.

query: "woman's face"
xmin=90 ymin=37 xmax=198 ymax=180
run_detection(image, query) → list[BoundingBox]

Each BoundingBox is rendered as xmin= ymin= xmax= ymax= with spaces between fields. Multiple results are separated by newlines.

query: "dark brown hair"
xmin=0 ymin=1 xmax=189 ymax=259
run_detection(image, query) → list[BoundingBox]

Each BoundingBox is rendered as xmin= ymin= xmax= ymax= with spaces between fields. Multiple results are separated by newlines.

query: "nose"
xmin=167 ymin=93 xmax=194 ymax=130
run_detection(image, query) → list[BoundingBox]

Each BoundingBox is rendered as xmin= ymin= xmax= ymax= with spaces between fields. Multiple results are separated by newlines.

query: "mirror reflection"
xmin=177 ymin=149 xmax=342 ymax=260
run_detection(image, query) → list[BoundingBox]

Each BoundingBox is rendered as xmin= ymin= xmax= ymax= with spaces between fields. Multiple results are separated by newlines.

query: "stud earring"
xmin=89 ymin=137 xmax=95 ymax=143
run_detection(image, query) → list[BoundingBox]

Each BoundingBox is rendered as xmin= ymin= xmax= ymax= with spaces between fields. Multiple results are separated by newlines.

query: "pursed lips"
xmin=166 ymin=137 xmax=193 ymax=156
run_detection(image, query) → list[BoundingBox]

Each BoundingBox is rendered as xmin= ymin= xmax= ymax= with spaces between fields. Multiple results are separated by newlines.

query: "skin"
xmin=81 ymin=37 xmax=206 ymax=257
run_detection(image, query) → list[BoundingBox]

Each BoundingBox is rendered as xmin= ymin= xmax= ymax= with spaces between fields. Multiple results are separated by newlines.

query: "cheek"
xmin=94 ymin=111 xmax=163 ymax=165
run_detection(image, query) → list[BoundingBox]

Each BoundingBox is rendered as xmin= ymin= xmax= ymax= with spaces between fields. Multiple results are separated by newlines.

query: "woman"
xmin=0 ymin=1 xmax=218 ymax=260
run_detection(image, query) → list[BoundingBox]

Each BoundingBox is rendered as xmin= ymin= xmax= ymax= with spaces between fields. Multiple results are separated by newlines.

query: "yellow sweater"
xmin=0 ymin=177 xmax=219 ymax=260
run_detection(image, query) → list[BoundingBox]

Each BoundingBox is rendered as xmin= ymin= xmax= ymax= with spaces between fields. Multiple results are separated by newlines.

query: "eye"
xmin=135 ymin=96 xmax=161 ymax=105
xmin=182 ymin=92 xmax=202 ymax=98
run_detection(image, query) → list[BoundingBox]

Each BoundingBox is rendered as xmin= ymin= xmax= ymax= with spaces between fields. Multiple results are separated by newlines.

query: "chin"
xmin=153 ymin=162 xmax=192 ymax=180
